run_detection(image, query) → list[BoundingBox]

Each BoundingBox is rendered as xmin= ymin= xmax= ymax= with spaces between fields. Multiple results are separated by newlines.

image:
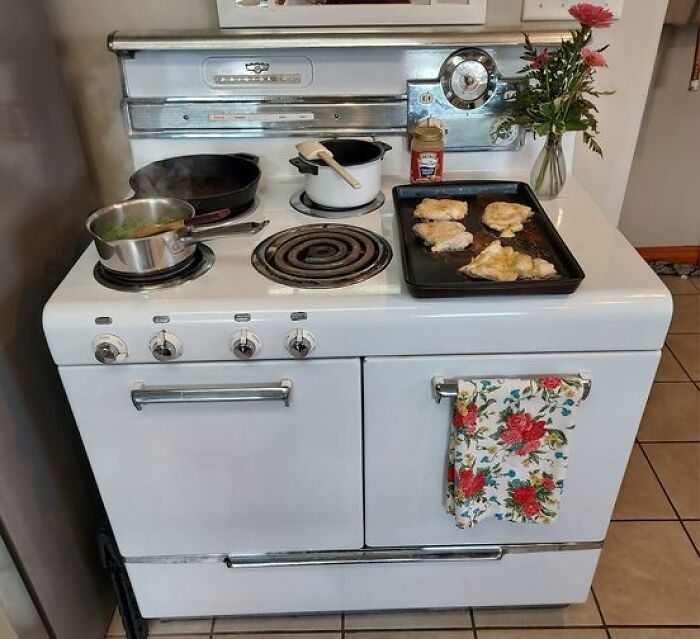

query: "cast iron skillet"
xmin=129 ymin=153 xmax=261 ymax=215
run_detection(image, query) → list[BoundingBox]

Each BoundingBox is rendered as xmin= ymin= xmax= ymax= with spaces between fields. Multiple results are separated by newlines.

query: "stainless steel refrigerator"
xmin=0 ymin=0 xmax=114 ymax=636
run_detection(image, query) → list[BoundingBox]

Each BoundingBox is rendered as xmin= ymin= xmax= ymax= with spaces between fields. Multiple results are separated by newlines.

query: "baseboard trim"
xmin=637 ymin=246 xmax=699 ymax=265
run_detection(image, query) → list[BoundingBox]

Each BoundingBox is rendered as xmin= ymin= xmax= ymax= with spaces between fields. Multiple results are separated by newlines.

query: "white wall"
xmin=618 ymin=25 xmax=700 ymax=247
xmin=571 ymin=0 xmax=668 ymax=225
xmin=44 ymin=0 xmax=219 ymax=203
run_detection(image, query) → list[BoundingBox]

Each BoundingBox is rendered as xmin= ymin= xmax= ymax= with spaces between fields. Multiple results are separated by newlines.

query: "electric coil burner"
xmin=94 ymin=245 xmax=215 ymax=292
xmin=290 ymin=189 xmax=386 ymax=219
xmin=252 ymin=224 xmax=392 ymax=288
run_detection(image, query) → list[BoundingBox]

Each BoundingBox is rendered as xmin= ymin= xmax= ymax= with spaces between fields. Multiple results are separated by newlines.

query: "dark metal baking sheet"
xmin=392 ymin=181 xmax=585 ymax=298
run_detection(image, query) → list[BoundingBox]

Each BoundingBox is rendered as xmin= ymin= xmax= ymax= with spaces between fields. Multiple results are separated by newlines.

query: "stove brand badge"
xmin=245 ymin=62 xmax=271 ymax=75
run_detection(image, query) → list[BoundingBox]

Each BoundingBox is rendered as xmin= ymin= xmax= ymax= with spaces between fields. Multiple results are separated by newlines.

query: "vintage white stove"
xmin=43 ymin=27 xmax=671 ymax=624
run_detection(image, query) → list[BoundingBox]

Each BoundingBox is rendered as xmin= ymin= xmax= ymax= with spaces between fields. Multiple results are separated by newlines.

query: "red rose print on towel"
xmin=459 ymin=469 xmax=486 ymax=498
xmin=513 ymin=485 xmax=537 ymax=505
xmin=500 ymin=412 xmax=547 ymax=455
xmin=539 ymin=376 xmax=561 ymax=389
xmin=453 ymin=403 xmax=478 ymax=434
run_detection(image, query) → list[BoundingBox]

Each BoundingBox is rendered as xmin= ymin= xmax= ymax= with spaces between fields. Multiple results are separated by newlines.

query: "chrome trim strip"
xmin=131 ymin=379 xmax=293 ymax=410
xmin=125 ymin=95 xmax=409 ymax=105
xmin=126 ymin=99 xmax=406 ymax=135
xmin=123 ymin=541 xmax=603 ymax=566
xmin=126 ymin=128 xmax=406 ymax=140
xmin=433 ymin=374 xmax=592 ymax=404
xmin=108 ymin=28 xmax=573 ymax=52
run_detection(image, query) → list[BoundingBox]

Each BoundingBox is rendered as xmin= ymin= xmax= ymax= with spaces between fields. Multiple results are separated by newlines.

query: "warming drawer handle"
xmin=131 ymin=379 xmax=292 ymax=411
xmin=432 ymin=374 xmax=591 ymax=404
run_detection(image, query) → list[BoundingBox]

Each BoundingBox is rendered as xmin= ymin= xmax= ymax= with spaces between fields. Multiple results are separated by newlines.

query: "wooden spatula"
xmin=128 ymin=208 xmax=230 ymax=239
xmin=296 ymin=141 xmax=361 ymax=189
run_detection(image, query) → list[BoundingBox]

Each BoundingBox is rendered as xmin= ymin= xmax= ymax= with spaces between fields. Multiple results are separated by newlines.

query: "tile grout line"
xmin=591 ymin=588 xmax=612 ymax=639
xmin=680 ymin=520 xmax=700 ymax=558
xmin=637 ymin=443 xmax=684 ymax=521
xmin=665 ymin=338 xmax=699 ymax=382
xmin=469 ymin=607 xmax=477 ymax=639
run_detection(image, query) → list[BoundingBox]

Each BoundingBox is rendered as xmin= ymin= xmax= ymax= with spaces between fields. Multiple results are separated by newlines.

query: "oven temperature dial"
xmin=285 ymin=329 xmax=315 ymax=359
xmin=93 ymin=335 xmax=128 ymax=365
xmin=230 ymin=330 xmax=261 ymax=360
xmin=149 ymin=330 xmax=183 ymax=362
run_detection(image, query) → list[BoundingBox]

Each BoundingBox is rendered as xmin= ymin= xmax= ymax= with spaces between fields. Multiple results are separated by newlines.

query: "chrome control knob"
xmin=149 ymin=330 xmax=183 ymax=362
xmin=93 ymin=335 xmax=128 ymax=365
xmin=285 ymin=329 xmax=315 ymax=359
xmin=230 ymin=330 xmax=261 ymax=360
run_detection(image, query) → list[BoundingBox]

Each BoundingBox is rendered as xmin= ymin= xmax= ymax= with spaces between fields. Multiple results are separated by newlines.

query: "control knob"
xmin=93 ymin=335 xmax=128 ymax=365
xmin=149 ymin=330 xmax=183 ymax=362
xmin=230 ymin=330 xmax=261 ymax=360
xmin=285 ymin=329 xmax=315 ymax=359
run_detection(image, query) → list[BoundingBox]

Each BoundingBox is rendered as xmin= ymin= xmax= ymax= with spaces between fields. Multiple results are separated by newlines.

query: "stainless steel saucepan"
xmin=87 ymin=198 xmax=269 ymax=276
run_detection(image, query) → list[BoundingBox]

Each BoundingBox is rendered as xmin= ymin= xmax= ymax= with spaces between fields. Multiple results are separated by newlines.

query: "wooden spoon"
xmin=128 ymin=208 xmax=230 ymax=239
xmin=296 ymin=141 xmax=361 ymax=189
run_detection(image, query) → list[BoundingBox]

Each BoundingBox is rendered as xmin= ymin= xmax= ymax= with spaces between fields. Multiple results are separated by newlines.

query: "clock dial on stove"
xmin=440 ymin=48 xmax=499 ymax=110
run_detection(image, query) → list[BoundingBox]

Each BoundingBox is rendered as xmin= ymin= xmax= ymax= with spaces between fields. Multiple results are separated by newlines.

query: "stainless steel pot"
xmin=87 ymin=198 xmax=268 ymax=275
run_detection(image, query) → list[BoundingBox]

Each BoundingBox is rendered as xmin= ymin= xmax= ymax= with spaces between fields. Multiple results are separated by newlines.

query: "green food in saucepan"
xmin=99 ymin=216 xmax=180 ymax=242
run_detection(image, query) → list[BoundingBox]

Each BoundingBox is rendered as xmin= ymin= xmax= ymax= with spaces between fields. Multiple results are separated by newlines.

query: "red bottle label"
xmin=411 ymin=150 xmax=444 ymax=183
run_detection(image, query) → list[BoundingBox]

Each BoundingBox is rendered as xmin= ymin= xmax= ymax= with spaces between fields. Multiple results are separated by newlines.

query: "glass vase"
xmin=530 ymin=133 xmax=566 ymax=200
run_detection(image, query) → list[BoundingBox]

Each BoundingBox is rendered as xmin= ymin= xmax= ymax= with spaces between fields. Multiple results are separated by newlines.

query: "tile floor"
xmin=105 ymin=275 xmax=700 ymax=639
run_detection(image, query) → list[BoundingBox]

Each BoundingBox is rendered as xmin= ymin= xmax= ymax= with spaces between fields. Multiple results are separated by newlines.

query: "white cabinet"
xmin=60 ymin=359 xmax=363 ymax=556
xmin=363 ymin=351 xmax=658 ymax=547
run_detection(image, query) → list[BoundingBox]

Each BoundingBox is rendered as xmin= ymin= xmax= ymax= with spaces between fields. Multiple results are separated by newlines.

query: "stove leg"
xmin=98 ymin=524 xmax=147 ymax=639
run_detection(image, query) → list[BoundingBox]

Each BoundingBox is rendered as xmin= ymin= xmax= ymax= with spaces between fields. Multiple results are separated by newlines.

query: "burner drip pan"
xmin=290 ymin=190 xmax=385 ymax=219
xmin=94 ymin=245 xmax=215 ymax=292
xmin=252 ymin=224 xmax=392 ymax=289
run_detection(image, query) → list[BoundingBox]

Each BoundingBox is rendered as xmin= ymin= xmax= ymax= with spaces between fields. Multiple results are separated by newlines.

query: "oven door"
xmin=363 ymin=351 xmax=659 ymax=547
xmin=60 ymin=359 xmax=363 ymax=557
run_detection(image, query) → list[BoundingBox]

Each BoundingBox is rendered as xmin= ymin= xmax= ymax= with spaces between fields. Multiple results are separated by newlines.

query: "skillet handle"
xmin=187 ymin=209 xmax=230 ymax=227
xmin=229 ymin=153 xmax=260 ymax=165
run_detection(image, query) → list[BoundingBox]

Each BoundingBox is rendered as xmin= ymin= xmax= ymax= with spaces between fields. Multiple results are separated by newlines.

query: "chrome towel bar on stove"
xmin=131 ymin=379 xmax=293 ymax=410
xmin=432 ymin=374 xmax=592 ymax=404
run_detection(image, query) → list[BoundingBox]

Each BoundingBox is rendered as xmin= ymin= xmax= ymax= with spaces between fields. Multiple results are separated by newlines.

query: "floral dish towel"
xmin=446 ymin=376 xmax=587 ymax=529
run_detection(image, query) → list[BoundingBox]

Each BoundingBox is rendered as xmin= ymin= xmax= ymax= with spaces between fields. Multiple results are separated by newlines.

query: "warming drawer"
xmin=60 ymin=359 xmax=363 ymax=557
xmin=363 ymin=351 xmax=659 ymax=547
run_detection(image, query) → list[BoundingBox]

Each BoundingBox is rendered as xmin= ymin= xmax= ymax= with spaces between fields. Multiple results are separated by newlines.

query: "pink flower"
xmin=581 ymin=48 xmax=607 ymax=67
xmin=532 ymin=51 xmax=549 ymax=69
xmin=568 ymin=3 xmax=614 ymax=28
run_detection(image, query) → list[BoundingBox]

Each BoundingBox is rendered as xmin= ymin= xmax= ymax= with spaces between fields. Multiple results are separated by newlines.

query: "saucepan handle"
xmin=181 ymin=220 xmax=270 ymax=246
xmin=373 ymin=141 xmax=393 ymax=157
xmin=289 ymin=156 xmax=319 ymax=175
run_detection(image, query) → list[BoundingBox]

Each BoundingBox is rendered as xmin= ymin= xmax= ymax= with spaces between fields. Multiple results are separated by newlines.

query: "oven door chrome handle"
xmin=432 ymin=374 xmax=591 ymax=404
xmin=131 ymin=379 xmax=292 ymax=411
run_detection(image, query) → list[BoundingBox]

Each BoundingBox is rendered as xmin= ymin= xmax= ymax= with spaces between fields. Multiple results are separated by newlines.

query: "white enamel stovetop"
xmin=43 ymin=173 xmax=671 ymax=365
